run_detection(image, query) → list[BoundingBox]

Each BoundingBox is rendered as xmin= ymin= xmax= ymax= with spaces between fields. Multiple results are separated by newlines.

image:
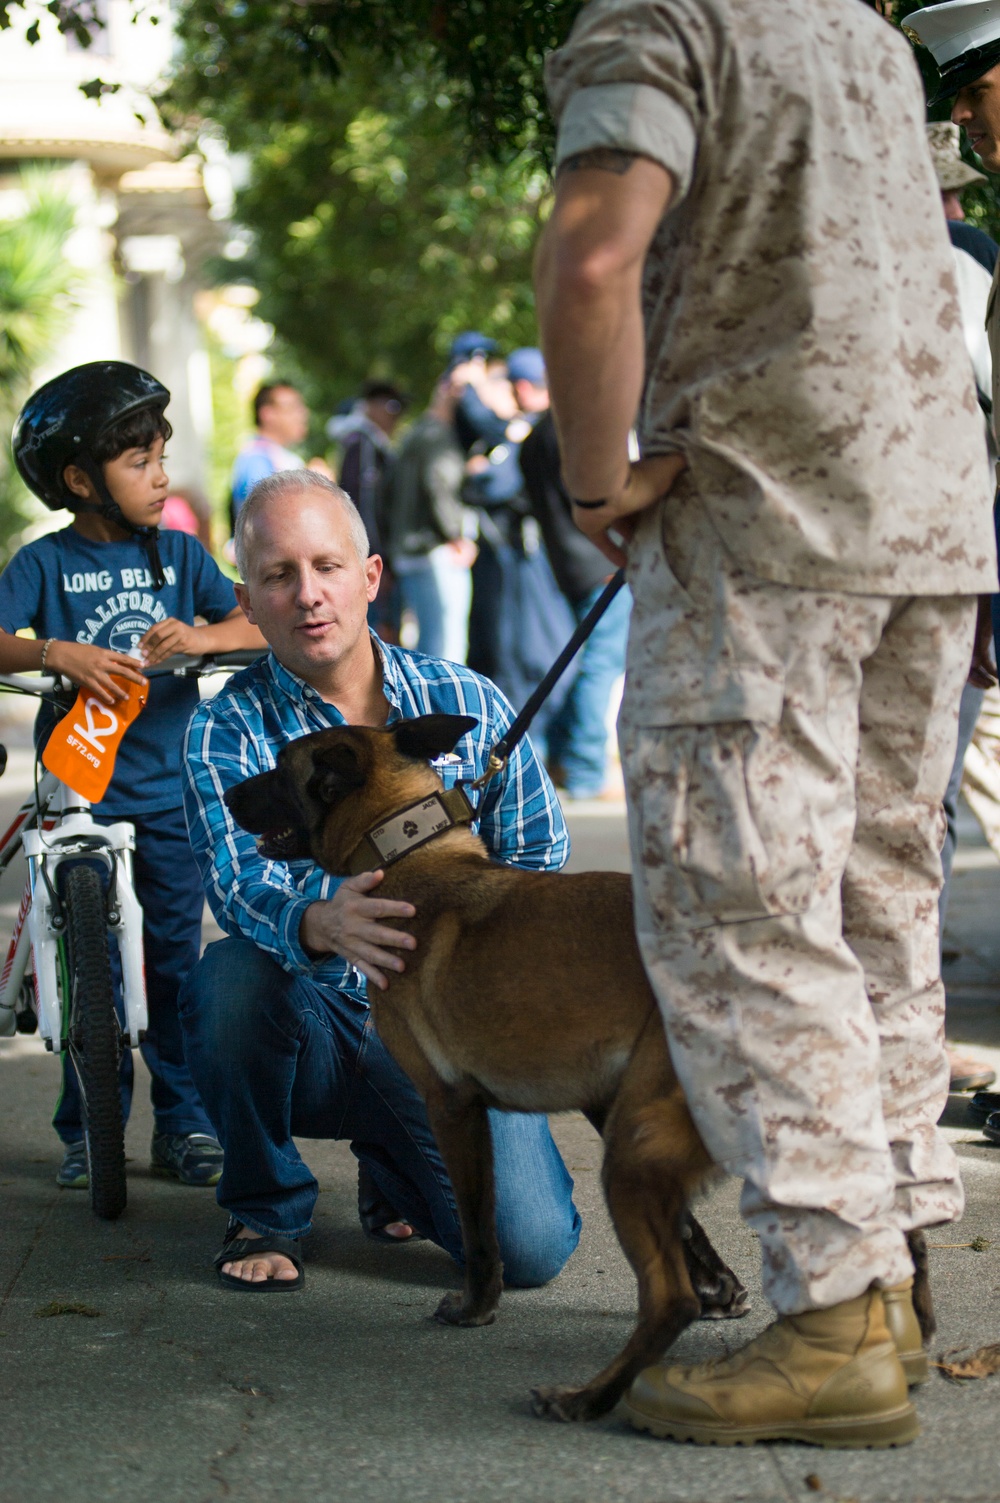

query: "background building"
xmin=0 ymin=0 xmax=227 ymax=505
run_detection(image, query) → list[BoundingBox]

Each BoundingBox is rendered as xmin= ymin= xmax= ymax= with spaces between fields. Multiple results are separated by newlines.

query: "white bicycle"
xmin=0 ymin=651 xmax=261 ymax=1219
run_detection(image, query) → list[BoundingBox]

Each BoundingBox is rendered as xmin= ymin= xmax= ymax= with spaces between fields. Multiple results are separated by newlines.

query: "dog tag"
xmin=369 ymin=795 xmax=451 ymax=864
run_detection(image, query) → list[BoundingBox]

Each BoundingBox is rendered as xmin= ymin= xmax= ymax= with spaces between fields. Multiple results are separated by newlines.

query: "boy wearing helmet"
xmin=1 ymin=361 xmax=264 ymax=1190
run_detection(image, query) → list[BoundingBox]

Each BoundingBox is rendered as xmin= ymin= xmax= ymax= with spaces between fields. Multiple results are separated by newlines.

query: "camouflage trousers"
xmin=619 ymin=490 xmax=975 ymax=1314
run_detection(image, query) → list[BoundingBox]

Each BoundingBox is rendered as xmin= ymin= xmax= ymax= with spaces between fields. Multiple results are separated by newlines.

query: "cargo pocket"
xmin=632 ymin=722 xmax=822 ymax=929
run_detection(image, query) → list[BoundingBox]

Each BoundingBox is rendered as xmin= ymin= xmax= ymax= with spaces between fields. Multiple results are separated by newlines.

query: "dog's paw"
xmin=530 ymin=1384 xmax=597 ymax=1423
xmin=699 ymin=1284 xmax=751 ymax=1321
xmin=432 ymin=1291 xmax=497 ymax=1327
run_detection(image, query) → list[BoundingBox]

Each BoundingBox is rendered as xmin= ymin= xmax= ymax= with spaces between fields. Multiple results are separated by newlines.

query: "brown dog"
xmin=224 ymin=713 xmax=754 ymax=1421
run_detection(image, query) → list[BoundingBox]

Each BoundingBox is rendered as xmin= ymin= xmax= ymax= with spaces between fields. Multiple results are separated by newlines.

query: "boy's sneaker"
xmin=56 ymin=1140 xmax=88 ymax=1189
xmin=151 ymin=1132 xmax=223 ymax=1187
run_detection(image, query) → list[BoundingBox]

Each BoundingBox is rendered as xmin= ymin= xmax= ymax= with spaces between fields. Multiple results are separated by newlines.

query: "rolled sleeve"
xmin=555 ymin=81 xmax=696 ymax=199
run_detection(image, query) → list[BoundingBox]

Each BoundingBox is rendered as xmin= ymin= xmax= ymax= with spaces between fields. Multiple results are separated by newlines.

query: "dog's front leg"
xmin=425 ymin=1087 xmax=504 ymax=1328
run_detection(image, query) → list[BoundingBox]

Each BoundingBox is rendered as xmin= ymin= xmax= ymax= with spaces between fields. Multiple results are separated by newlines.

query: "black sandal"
xmin=357 ymin=1164 xmax=424 ymax=1243
xmin=214 ymin=1216 xmax=304 ymax=1292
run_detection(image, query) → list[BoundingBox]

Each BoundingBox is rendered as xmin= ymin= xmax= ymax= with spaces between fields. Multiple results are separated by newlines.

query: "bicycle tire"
xmin=64 ymin=864 xmax=126 ymax=1220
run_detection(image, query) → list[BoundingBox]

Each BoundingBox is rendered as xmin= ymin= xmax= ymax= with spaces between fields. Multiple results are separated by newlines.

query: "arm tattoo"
xmin=557 ymin=147 xmax=638 ymax=177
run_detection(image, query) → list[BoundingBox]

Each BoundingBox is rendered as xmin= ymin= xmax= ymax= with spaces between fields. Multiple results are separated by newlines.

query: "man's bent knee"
xmin=178 ymin=938 xmax=291 ymax=1043
xmin=499 ymin=1204 xmax=582 ymax=1288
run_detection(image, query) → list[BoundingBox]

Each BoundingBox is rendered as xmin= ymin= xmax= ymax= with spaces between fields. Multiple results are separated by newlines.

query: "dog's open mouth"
xmin=256 ymin=824 xmax=305 ymax=860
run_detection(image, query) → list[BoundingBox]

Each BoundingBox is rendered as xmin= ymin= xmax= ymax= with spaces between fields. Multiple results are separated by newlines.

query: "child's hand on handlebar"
xmin=44 ymin=641 xmax=147 ymax=707
xmin=138 ymin=617 xmax=202 ymax=666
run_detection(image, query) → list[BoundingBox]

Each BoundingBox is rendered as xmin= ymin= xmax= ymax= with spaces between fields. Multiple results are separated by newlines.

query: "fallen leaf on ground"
xmin=33 ymin=1301 xmax=101 ymax=1319
xmin=802 ymin=1479 xmax=858 ymax=1502
xmin=934 ymin=1343 xmax=1000 ymax=1381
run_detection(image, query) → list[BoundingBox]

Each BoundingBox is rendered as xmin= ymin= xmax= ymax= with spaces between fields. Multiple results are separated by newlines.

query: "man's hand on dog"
xmin=300 ymin=871 xmax=416 ymax=990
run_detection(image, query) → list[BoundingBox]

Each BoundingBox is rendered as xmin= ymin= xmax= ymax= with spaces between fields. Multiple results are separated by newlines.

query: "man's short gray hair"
xmin=233 ymin=469 xmax=370 ymax=581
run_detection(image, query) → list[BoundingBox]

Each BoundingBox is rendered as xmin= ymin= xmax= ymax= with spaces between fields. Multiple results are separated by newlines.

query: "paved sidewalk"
xmin=2 ymin=761 xmax=1000 ymax=1502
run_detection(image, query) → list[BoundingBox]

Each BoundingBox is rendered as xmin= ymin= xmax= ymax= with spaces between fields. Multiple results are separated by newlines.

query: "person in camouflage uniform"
xmin=535 ymin=0 xmax=997 ymax=1448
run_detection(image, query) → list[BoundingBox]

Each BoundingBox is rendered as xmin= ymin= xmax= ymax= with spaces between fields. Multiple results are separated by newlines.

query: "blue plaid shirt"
xmin=182 ymin=639 xmax=569 ymax=1001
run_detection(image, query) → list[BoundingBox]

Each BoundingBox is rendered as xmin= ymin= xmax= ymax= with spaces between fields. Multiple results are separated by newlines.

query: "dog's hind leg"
xmin=907 ymin=1228 xmax=935 ymax=1344
xmin=683 ymin=1212 xmax=750 ymax=1320
xmin=532 ymin=1088 xmax=708 ymax=1423
xmin=423 ymin=1085 xmax=505 ymax=1328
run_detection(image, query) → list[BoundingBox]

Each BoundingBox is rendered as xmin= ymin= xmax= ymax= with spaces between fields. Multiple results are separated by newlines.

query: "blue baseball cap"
xmin=448 ymin=331 xmax=499 ymax=364
xmin=506 ymin=347 xmax=547 ymax=386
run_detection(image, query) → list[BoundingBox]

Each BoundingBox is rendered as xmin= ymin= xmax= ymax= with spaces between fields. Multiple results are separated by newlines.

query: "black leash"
xmin=470 ymin=567 xmax=627 ymax=791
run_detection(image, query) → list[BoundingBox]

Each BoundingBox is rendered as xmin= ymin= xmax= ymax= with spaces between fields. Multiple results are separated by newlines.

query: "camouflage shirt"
xmin=546 ymin=0 xmax=996 ymax=596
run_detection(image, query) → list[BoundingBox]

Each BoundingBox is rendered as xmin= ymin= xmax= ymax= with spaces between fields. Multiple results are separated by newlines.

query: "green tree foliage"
xmin=164 ymin=1 xmax=584 ymax=163
xmin=0 ymin=170 xmax=82 ymax=557
xmin=161 ymin=5 xmax=583 ymax=414
xmin=189 ymin=57 xmax=551 ymax=410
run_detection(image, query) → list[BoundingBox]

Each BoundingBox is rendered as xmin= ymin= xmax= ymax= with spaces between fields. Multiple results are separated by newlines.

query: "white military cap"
xmin=905 ymin=0 xmax=1000 ymax=102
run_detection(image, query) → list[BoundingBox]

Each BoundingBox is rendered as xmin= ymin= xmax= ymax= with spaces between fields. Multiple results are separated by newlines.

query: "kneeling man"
xmin=180 ymin=470 xmax=580 ymax=1288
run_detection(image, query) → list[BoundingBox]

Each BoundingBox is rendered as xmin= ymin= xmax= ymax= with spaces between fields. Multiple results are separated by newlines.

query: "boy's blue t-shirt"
xmin=0 ymin=526 xmax=238 ymax=817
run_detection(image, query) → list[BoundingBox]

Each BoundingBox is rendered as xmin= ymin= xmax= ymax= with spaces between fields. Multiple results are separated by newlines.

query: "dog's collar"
xmin=345 ymin=786 xmax=476 ymax=876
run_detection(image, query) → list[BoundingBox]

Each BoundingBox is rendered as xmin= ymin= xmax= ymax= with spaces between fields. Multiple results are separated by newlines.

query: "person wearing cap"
xmin=335 ymin=380 xmax=408 ymax=555
xmin=535 ymin=0 xmax=995 ymax=1449
xmin=463 ymin=349 xmax=578 ymax=739
xmin=383 ymin=371 xmax=478 ymax=663
xmin=928 ymin=117 xmax=991 ymax=225
xmin=447 ymin=332 xmax=506 ymax=455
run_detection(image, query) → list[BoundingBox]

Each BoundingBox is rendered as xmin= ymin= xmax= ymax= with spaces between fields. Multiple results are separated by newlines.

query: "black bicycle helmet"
xmin=12 ymin=361 xmax=171 ymax=589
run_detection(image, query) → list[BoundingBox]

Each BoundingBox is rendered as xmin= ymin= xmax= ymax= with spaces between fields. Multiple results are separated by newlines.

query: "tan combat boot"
xmin=621 ymin=1289 xmax=918 ymax=1448
xmin=882 ymin=1279 xmax=929 ymax=1386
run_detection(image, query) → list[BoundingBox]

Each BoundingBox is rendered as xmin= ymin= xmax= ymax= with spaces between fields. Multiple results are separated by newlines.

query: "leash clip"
xmin=469 ymin=751 xmax=507 ymax=791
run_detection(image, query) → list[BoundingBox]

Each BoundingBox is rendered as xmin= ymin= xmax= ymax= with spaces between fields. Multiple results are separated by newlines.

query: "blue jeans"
xmin=397 ymin=559 xmax=445 ymax=660
xmin=178 ymin=939 xmax=581 ymax=1286
xmin=54 ymin=804 xmax=215 ymax=1144
xmin=547 ymin=583 xmax=632 ymax=798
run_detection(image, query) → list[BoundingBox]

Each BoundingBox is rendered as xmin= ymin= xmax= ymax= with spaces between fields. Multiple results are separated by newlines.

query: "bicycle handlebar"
xmin=0 ymin=650 xmax=266 ymax=699
xmin=147 ymin=649 xmax=266 ymax=677
xmin=0 ymin=672 xmax=61 ymax=696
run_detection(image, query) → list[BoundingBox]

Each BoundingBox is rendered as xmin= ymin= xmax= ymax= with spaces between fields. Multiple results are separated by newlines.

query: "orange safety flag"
xmin=42 ymin=675 xmax=148 ymax=803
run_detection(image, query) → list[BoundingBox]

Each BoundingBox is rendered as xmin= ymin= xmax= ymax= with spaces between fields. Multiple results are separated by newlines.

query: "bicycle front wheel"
xmin=64 ymin=864 xmax=126 ymax=1220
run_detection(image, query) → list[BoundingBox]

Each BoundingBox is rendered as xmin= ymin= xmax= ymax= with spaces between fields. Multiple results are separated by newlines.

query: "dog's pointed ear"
xmin=393 ymin=714 xmax=477 ymax=762
xmin=308 ymin=741 xmax=367 ymax=805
